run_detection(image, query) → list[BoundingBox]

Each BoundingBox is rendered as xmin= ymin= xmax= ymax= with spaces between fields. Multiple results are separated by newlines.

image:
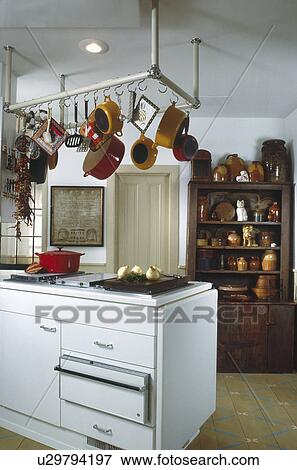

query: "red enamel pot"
xmin=35 ymin=248 xmax=84 ymax=273
xmin=83 ymin=134 xmax=125 ymax=180
xmin=173 ymin=118 xmax=198 ymax=161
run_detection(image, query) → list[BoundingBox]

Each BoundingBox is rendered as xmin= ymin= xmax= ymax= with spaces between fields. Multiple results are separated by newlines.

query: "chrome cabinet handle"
xmin=93 ymin=424 xmax=112 ymax=435
xmin=40 ymin=325 xmax=57 ymax=333
xmin=94 ymin=341 xmax=114 ymax=350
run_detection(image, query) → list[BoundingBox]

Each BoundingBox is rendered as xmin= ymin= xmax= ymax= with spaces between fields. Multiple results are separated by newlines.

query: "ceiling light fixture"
xmin=79 ymin=39 xmax=109 ymax=54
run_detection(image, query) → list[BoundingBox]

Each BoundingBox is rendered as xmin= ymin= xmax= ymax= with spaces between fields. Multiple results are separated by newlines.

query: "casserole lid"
xmin=36 ymin=248 xmax=84 ymax=257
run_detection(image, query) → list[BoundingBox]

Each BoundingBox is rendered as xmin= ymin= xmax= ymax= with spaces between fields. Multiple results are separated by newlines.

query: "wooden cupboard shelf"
xmin=196 ymin=246 xmax=280 ymax=250
xmin=196 ymin=270 xmax=280 ymax=274
xmin=198 ymin=221 xmax=281 ymax=225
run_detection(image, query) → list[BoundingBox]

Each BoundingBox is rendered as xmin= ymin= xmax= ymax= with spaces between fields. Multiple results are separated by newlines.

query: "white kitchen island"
xmin=0 ymin=272 xmax=217 ymax=450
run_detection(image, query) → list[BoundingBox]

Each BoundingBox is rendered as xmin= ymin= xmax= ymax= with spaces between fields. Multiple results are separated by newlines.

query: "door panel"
xmin=117 ymin=174 xmax=169 ymax=271
xmin=267 ymin=304 xmax=295 ymax=372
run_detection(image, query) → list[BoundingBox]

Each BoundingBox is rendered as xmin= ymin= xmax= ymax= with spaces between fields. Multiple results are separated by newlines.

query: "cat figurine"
xmin=236 ymin=200 xmax=248 ymax=222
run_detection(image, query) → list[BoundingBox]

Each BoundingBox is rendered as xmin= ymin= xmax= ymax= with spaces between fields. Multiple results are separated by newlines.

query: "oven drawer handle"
xmin=54 ymin=365 xmax=146 ymax=392
xmin=93 ymin=424 xmax=112 ymax=436
xmin=94 ymin=341 xmax=114 ymax=350
xmin=40 ymin=325 xmax=57 ymax=333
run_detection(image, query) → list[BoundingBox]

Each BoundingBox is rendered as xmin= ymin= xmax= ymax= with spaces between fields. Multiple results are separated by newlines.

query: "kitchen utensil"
xmin=262 ymin=250 xmax=278 ymax=271
xmin=172 ymin=118 xmax=198 ymax=161
xmin=127 ymin=89 xmax=137 ymax=122
xmin=65 ymin=100 xmax=83 ymax=148
xmin=227 ymin=231 xmax=241 ymax=246
xmin=249 ymin=256 xmax=261 ymax=271
xmin=35 ymin=247 xmax=84 ymax=273
xmin=84 ymin=109 xmax=106 ymax=149
xmin=83 ymin=134 xmax=125 ymax=180
xmin=130 ymin=133 xmax=158 ymax=170
xmin=225 ymin=154 xmax=245 ymax=181
xmin=95 ymin=96 xmax=123 ymax=135
xmin=48 ymin=151 xmax=58 ymax=170
xmin=252 ymin=287 xmax=278 ymax=300
xmin=155 ymin=103 xmax=187 ymax=149
xmin=131 ymin=94 xmax=160 ymax=133
xmin=29 ymin=149 xmax=48 ymax=184
xmin=97 ymin=275 xmax=189 ymax=295
xmin=256 ymin=275 xmax=278 ymax=289
xmin=247 ymin=161 xmax=264 ymax=182
xmin=83 ymin=139 xmax=110 ymax=174
xmin=32 ymin=118 xmax=67 ymax=156
xmin=15 ymin=133 xmax=32 ymax=154
xmin=43 ymin=107 xmax=52 ymax=144
xmin=215 ymin=202 xmax=235 ymax=221
xmin=237 ymin=257 xmax=247 ymax=271
xmin=213 ymin=164 xmax=228 ymax=182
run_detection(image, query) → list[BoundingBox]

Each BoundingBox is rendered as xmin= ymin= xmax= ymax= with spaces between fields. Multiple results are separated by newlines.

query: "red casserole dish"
xmin=35 ymin=248 xmax=84 ymax=273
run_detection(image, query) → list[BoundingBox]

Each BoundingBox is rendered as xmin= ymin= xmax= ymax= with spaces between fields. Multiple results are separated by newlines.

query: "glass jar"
xmin=261 ymin=139 xmax=290 ymax=183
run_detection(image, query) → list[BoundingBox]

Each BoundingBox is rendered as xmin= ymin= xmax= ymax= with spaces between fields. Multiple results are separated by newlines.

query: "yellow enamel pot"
xmin=95 ymin=95 xmax=123 ymax=136
xmin=131 ymin=134 xmax=158 ymax=170
xmin=155 ymin=103 xmax=187 ymax=149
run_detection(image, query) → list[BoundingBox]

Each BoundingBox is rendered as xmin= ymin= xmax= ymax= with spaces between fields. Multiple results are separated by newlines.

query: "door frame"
xmin=106 ymin=165 xmax=179 ymax=273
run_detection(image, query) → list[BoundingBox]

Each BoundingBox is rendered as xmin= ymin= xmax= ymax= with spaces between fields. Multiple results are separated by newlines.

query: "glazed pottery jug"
xmin=227 ymin=256 xmax=237 ymax=271
xmin=213 ymin=164 xmax=228 ymax=182
xmin=268 ymin=201 xmax=281 ymax=222
xmin=261 ymin=139 xmax=290 ymax=183
xmin=225 ymin=154 xmax=245 ymax=181
xmin=259 ymin=232 xmax=273 ymax=247
xmin=249 ymin=256 xmax=260 ymax=271
xmin=227 ymin=231 xmax=241 ymax=246
xmin=262 ymin=250 xmax=277 ymax=271
xmin=247 ymin=161 xmax=264 ymax=182
xmin=237 ymin=257 xmax=247 ymax=271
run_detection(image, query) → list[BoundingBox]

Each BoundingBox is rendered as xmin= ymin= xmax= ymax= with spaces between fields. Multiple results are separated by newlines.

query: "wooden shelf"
xmin=197 ymin=270 xmax=280 ymax=274
xmin=196 ymin=246 xmax=280 ymax=250
xmin=198 ymin=221 xmax=281 ymax=225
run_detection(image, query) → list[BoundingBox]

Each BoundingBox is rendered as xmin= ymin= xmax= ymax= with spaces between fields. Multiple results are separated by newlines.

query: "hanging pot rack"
xmin=3 ymin=0 xmax=201 ymax=119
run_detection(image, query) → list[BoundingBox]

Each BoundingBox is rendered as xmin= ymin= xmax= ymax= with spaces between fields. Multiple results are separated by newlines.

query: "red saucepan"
xmin=83 ymin=135 xmax=125 ymax=180
xmin=35 ymin=248 xmax=84 ymax=273
xmin=173 ymin=118 xmax=198 ymax=161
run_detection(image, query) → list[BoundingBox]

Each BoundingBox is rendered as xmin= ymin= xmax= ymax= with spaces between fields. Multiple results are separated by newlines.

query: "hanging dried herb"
xmin=13 ymin=152 xmax=34 ymax=239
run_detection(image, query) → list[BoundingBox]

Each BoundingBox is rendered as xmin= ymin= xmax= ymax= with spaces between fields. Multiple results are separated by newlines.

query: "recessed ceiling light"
xmin=79 ymin=39 xmax=109 ymax=54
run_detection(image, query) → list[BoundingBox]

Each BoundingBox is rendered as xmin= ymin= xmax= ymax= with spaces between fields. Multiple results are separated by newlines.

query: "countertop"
xmin=0 ymin=271 xmax=213 ymax=307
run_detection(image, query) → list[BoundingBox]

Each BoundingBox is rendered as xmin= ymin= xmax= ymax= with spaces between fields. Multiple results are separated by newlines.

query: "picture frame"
xmin=50 ymin=186 xmax=104 ymax=247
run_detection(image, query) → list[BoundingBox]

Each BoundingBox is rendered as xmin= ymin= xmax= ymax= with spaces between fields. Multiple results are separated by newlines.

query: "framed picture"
xmin=50 ymin=186 xmax=104 ymax=247
xmin=131 ymin=95 xmax=160 ymax=133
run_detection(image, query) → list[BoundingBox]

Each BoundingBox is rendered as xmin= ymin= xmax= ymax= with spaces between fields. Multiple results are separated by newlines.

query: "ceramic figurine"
xmin=236 ymin=170 xmax=249 ymax=182
xmin=243 ymin=225 xmax=257 ymax=247
xmin=236 ymin=200 xmax=248 ymax=221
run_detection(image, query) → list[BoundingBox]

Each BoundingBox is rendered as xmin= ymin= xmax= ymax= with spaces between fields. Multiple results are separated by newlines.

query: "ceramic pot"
xmin=155 ymin=103 xmax=187 ymax=149
xmin=225 ymin=154 xmax=245 ymax=181
xmin=227 ymin=231 xmax=241 ymax=246
xmin=247 ymin=161 xmax=264 ymax=182
xmin=262 ymin=250 xmax=277 ymax=271
xmin=213 ymin=164 xmax=228 ymax=182
xmin=259 ymin=232 xmax=273 ymax=247
xmin=256 ymin=274 xmax=278 ymax=289
xmin=261 ymin=139 xmax=290 ymax=183
xmin=268 ymin=201 xmax=281 ymax=222
xmin=131 ymin=133 xmax=158 ymax=170
xmin=95 ymin=96 xmax=123 ymax=135
xmin=237 ymin=257 xmax=248 ymax=271
xmin=227 ymin=256 xmax=237 ymax=271
xmin=249 ymin=256 xmax=261 ymax=271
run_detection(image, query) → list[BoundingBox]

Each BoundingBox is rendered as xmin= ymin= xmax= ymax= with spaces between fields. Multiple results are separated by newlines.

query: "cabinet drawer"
xmin=61 ymin=401 xmax=154 ymax=450
xmin=57 ymin=354 xmax=150 ymax=424
xmin=62 ymin=322 xmax=155 ymax=368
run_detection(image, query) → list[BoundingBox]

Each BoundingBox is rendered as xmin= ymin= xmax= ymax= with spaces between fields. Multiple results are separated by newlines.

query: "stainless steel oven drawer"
xmin=56 ymin=354 xmax=149 ymax=424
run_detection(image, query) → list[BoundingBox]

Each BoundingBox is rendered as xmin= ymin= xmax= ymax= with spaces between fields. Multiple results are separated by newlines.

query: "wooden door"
xmin=267 ymin=304 xmax=295 ymax=372
xmin=218 ymin=304 xmax=268 ymax=372
xmin=116 ymin=174 xmax=171 ymax=272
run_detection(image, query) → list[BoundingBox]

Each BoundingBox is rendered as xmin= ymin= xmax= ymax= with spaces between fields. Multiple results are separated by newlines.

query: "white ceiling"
xmin=1 ymin=0 xmax=297 ymax=117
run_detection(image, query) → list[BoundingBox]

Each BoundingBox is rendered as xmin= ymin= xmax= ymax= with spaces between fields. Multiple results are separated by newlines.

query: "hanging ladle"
xmin=65 ymin=98 xmax=83 ymax=148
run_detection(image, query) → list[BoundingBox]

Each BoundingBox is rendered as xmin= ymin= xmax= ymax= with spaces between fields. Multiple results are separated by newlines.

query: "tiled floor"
xmin=0 ymin=373 xmax=297 ymax=450
xmin=189 ymin=373 xmax=297 ymax=450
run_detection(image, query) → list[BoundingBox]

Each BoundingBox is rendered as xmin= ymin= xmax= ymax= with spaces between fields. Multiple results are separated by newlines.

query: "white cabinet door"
xmin=0 ymin=310 xmax=60 ymax=426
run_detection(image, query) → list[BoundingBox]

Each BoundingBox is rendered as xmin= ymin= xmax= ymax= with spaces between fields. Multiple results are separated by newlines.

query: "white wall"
xmin=285 ymin=108 xmax=297 ymax=269
xmin=48 ymin=117 xmax=285 ymax=267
